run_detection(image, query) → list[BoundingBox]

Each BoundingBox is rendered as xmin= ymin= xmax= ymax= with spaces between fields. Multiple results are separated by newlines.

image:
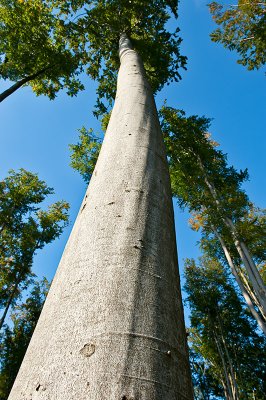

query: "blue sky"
xmin=0 ymin=1 xmax=265 ymax=320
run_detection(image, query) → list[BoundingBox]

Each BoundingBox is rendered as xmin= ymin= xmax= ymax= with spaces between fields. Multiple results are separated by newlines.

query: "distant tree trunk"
xmin=213 ymin=330 xmax=234 ymax=400
xmin=213 ymin=226 xmax=266 ymax=334
xmin=196 ymin=156 xmax=266 ymax=316
xmin=0 ymin=66 xmax=52 ymax=103
xmin=8 ymin=34 xmax=193 ymax=399
xmin=216 ymin=314 xmax=239 ymax=400
xmin=0 ymin=276 xmax=20 ymax=330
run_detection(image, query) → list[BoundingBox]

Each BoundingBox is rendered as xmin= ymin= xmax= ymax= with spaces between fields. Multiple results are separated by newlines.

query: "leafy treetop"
xmin=209 ymin=1 xmax=266 ymax=70
xmin=54 ymin=0 xmax=187 ymax=115
xmin=0 ymin=0 xmax=85 ymax=99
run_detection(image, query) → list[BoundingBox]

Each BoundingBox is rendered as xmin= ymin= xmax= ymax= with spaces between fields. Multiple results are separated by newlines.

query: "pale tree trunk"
xmin=213 ymin=331 xmax=234 ymax=400
xmin=8 ymin=34 xmax=193 ymax=400
xmin=0 ymin=66 xmax=52 ymax=103
xmin=212 ymin=226 xmax=266 ymax=334
xmin=216 ymin=315 xmax=239 ymax=400
xmin=197 ymin=156 xmax=266 ymax=315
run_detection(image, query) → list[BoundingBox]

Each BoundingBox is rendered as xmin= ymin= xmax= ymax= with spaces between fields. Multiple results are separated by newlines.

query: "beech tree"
xmin=209 ymin=1 xmax=266 ymax=70
xmin=196 ymin=205 xmax=266 ymax=334
xmin=0 ymin=278 xmax=49 ymax=400
xmin=0 ymin=169 xmax=69 ymax=329
xmin=185 ymin=257 xmax=266 ymax=400
xmin=9 ymin=2 xmax=193 ymax=399
xmin=159 ymin=106 xmax=266 ymax=333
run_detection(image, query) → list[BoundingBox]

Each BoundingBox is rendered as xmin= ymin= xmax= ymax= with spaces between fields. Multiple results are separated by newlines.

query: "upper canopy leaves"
xmin=1 ymin=1 xmax=186 ymax=106
xmin=0 ymin=0 xmax=86 ymax=99
xmin=160 ymin=105 xmax=249 ymax=226
xmin=56 ymin=0 xmax=186 ymax=115
xmin=209 ymin=1 xmax=266 ymax=70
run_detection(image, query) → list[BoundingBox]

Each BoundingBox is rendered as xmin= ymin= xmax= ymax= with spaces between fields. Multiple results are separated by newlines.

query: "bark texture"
xmin=8 ymin=35 xmax=193 ymax=400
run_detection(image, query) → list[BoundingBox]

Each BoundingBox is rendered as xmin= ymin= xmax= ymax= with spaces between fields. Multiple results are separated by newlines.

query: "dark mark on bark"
xmin=125 ymin=189 xmax=131 ymax=192
xmin=36 ymin=384 xmax=46 ymax=391
xmin=133 ymin=245 xmax=141 ymax=250
xmin=117 ymin=215 xmax=122 ymax=217
xmin=81 ymin=203 xmax=86 ymax=212
xmin=80 ymin=343 xmax=95 ymax=357
xmin=107 ymin=201 xmax=115 ymax=205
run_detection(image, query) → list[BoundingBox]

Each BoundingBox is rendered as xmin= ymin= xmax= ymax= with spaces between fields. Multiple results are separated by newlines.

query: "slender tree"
xmin=0 ymin=169 xmax=69 ymax=329
xmin=185 ymin=257 xmax=266 ymax=400
xmin=159 ymin=106 xmax=266 ymax=329
xmin=9 ymin=3 xmax=192 ymax=399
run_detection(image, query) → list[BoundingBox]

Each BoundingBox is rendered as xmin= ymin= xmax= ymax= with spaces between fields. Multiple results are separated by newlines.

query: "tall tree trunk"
xmin=0 ymin=275 xmax=20 ymax=330
xmin=196 ymin=156 xmax=266 ymax=315
xmin=8 ymin=34 xmax=193 ymax=400
xmin=216 ymin=315 xmax=239 ymax=400
xmin=213 ymin=330 xmax=234 ymax=400
xmin=0 ymin=66 xmax=52 ymax=103
xmin=212 ymin=226 xmax=266 ymax=334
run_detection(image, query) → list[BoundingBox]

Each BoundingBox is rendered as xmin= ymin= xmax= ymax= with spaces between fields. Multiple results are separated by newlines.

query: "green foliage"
xmin=160 ymin=105 xmax=249 ymax=226
xmin=209 ymin=1 xmax=266 ymax=70
xmin=69 ymin=127 xmax=102 ymax=183
xmin=185 ymin=256 xmax=266 ymax=399
xmin=0 ymin=0 xmax=84 ymax=99
xmin=160 ymin=105 xmax=265 ymax=324
xmin=0 ymin=169 xmax=69 ymax=325
xmin=189 ymin=348 xmax=223 ymax=399
xmin=1 ymin=1 xmax=186 ymax=106
xmin=0 ymin=278 xmax=50 ymax=399
xmin=55 ymin=0 xmax=186 ymax=115
xmin=199 ymin=204 xmax=266 ymax=296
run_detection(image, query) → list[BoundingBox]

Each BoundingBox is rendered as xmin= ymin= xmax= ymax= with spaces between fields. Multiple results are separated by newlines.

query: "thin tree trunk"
xmin=213 ymin=330 xmax=234 ymax=400
xmin=224 ymin=217 xmax=266 ymax=298
xmin=0 ymin=276 xmax=20 ymax=330
xmin=238 ymin=268 xmax=266 ymax=319
xmin=0 ymin=66 xmax=52 ymax=103
xmin=213 ymin=226 xmax=266 ymax=334
xmin=197 ymin=156 xmax=266 ymax=314
xmin=9 ymin=34 xmax=193 ymax=399
xmin=216 ymin=315 xmax=239 ymax=400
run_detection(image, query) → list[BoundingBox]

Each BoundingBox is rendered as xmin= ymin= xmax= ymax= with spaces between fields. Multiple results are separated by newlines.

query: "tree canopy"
xmin=185 ymin=256 xmax=266 ymax=399
xmin=0 ymin=0 xmax=86 ymax=101
xmin=0 ymin=0 xmax=187 ymax=107
xmin=209 ymin=1 xmax=266 ymax=70
xmin=0 ymin=169 xmax=69 ymax=328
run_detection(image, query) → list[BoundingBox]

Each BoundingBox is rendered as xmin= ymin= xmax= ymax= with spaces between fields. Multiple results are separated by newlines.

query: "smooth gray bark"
xmin=197 ymin=157 xmax=266 ymax=316
xmin=9 ymin=34 xmax=193 ymax=400
xmin=213 ymin=226 xmax=266 ymax=334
